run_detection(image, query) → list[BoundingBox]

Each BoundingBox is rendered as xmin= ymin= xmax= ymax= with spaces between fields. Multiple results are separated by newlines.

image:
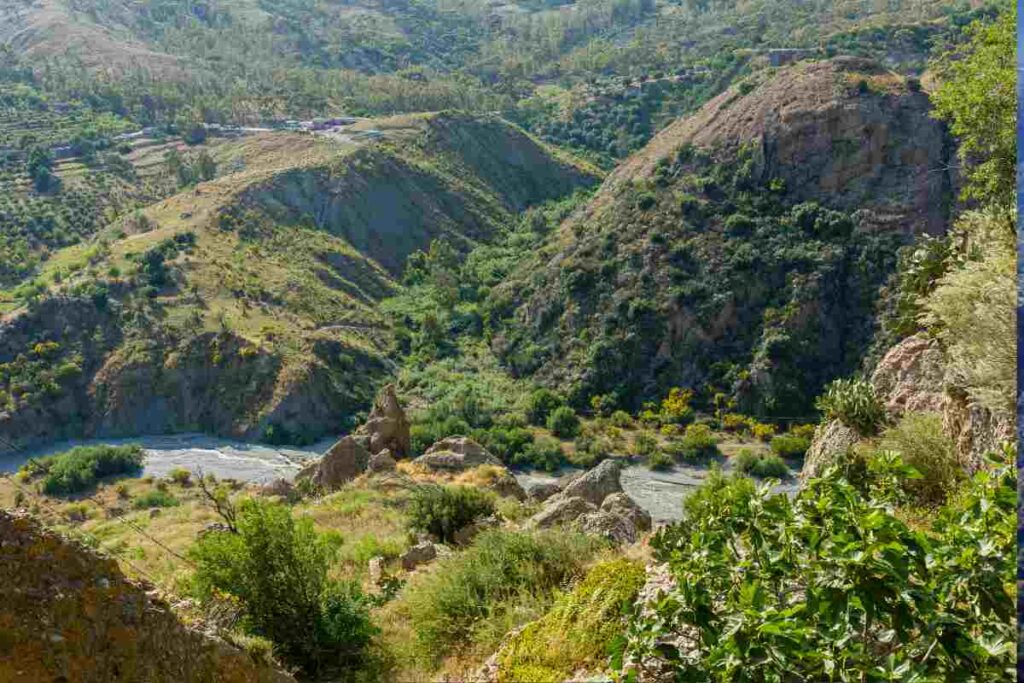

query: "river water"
xmin=3 ymin=435 xmax=799 ymax=522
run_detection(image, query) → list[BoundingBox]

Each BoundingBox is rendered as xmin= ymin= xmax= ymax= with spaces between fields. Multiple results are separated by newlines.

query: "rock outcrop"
xmin=559 ymin=459 xmax=624 ymax=506
xmin=400 ymin=541 xmax=438 ymax=571
xmin=529 ymin=496 xmax=599 ymax=529
xmin=368 ymin=449 xmax=398 ymax=473
xmin=526 ymin=481 xmax=562 ymax=503
xmin=0 ymin=511 xmax=294 ymax=682
xmin=296 ymin=435 xmax=370 ymax=490
xmin=414 ymin=436 xmax=503 ymax=471
xmin=601 ymin=492 xmax=653 ymax=532
xmin=355 ymin=384 xmax=411 ymax=459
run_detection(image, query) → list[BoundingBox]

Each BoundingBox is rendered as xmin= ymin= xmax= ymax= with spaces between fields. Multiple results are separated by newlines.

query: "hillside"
xmin=0 ymin=113 xmax=598 ymax=453
xmin=490 ymin=57 xmax=956 ymax=417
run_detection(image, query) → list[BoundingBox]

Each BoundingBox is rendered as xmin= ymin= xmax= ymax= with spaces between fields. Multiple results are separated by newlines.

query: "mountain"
xmin=489 ymin=56 xmax=955 ymax=417
xmin=0 ymin=113 xmax=597 ymax=453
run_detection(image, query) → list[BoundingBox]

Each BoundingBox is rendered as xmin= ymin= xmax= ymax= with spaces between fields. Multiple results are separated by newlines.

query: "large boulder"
xmin=801 ymin=420 xmax=860 ymax=480
xmin=296 ymin=435 xmax=370 ymax=491
xmin=527 ymin=495 xmax=597 ymax=529
xmin=368 ymin=449 xmax=397 ymax=473
xmin=414 ymin=437 xmax=503 ymax=471
xmin=869 ymin=334 xmax=947 ymax=417
xmin=356 ymin=384 xmax=411 ymax=458
xmin=400 ymin=541 xmax=438 ymax=571
xmin=601 ymin=492 xmax=652 ymax=532
xmin=575 ymin=510 xmax=638 ymax=545
xmin=559 ymin=459 xmax=623 ymax=506
xmin=526 ymin=482 xmax=561 ymax=503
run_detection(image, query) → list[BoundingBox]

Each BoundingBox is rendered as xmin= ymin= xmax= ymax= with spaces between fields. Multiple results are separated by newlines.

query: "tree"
xmin=930 ymin=2 xmax=1016 ymax=210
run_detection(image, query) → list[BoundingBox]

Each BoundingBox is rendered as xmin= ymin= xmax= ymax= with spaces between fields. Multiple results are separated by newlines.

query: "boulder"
xmin=559 ymin=459 xmax=623 ymax=506
xmin=452 ymin=515 xmax=501 ymax=546
xmin=601 ymin=492 xmax=652 ymax=532
xmin=297 ymin=436 xmax=370 ymax=491
xmin=575 ymin=510 xmax=638 ymax=545
xmin=400 ymin=541 xmax=437 ymax=571
xmin=368 ymin=449 xmax=397 ymax=473
xmin=801 ymin=420 xmax=859 ymax=480
xmin=528 ymin=495 xmax=597 ymax=529
xmin=356 ymin=384 xmax=411 ymax=458
xmin=870 ymin=335 xmax=947 ymax=417
xmin=260 ymin=478 xmax=294 ymax=498
xmin=414 ymin=437 xmax=503 ymax=471
xmin=485 ymin=468 xmax=527 ymax=501
xmin=526 ymin=482 xmax=561 ymax=503
xmin=368 ymin=556 xmax=386 ymax=586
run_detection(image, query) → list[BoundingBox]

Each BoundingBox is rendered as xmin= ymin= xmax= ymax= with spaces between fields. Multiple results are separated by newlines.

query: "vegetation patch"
xmin=20 ymin=445 xmax=145 ymax=495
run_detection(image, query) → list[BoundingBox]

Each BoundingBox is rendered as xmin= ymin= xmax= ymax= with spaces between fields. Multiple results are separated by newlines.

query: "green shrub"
xmin=407 ymin=485 xmax=496 ymax=543
xmin=878 ymin=412 xmax=962 ymax=504
xmin=610 ymin=410 xmax=634 ymax=428
xmin=402 ymin=529 xmax=604 ymax=662
xmin=546 ymin=406 xmax=581 ymax=438
xmin=513 ymin=436 xmax=565 ymax=471
xmin=189 ymin=499 xmax=375 ymax=676
xmin=815 ymin=378 xmax=887 ymax=435
xmin=621 ymin=449 xmax=1016 ymax=681
xmin=646 ymin=450 xmax=674 ymax=471
xmin=167 ymin=467 xmax=191 ymax=485
xmin=788 ymin=423 xmax=817 ymax=441
xmin=770 ymin=435 xmax=811 ymax=459
xmin=632 ymin=431 xmax=657 ymax=457
xmin=498 ymin=559 xmax=646 ymax=682
xmin=732 ymin=449 xmax=789 ymax=479
xmin=672 ymin=423 xmax=720 ymax=461
xmin=477 ymin=425 xmax=534 ymax=464
xmin=132 ymin=489 xmax=180 ymax=509
xmin=569 ymin=433 xmax=611 ymax=468
xmin=526 ymin=389 xmax=565 ymax=425
xmin=24 ymin=445 xmax=145 ymax=495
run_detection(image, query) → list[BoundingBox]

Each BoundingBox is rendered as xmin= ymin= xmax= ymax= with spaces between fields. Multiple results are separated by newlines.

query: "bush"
xmin=167 ymin=467 xmax=191 ymax=485
xmin=720 ymin=413 xmax=753 ymax=433
xmin=407 ymin=484 xmax=496 ymax=543
xmin=569 ymin=433 xmax=612 ymax=468
xmin=546 ymin=406 xmax=581 ymax=438
xmin=659 ymin=387 xmax=695 ymax=425
xmin=24 ymin=445 xmax=145 ymax=495
xmin=477 ymin=425 xmax=534 ymax=464
xmin=878 ymin=412 xmax=962 ymax=504
xmin=132 ymin=489 xmax=180 ymax=509
xmin=815 ymin=378 xmax=887 ymax=435
xmin=646 ymin=450 xmax=674 ymax=471
xmin=498 ymin=559 xmax=646 ymax=682
xmin=672 ymin=424 xmax=720 ymax=461
xmin=770 ymin=435 xmax=811 ymax=459
xmin=610 ymin=410 xmax=634 ymax=428
xmin=751 ymin=422 xmax=776 ymax=442
xmin=788 ymin=423 xmax=817 ymax=441
xmin=732 ymin=449 xmax=789 ymax=479
xmin=620 ymin=449 xmax=1016 ymax=681
xmin=402 ymin=529 xmax=604 ymax=662
xmin=189 ymin=499 xmax=375 ymax=676
xmin=632 ymin=431 xmax=657 ymax=457
xmin=526 ymin=388 xmax=565 ymax=425
xmin=513 ymin=436 xmax=565 ymax=471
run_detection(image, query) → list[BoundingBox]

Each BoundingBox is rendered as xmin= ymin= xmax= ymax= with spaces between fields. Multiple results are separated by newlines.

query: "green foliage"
xmin=732 ymin=449 xmax=789 ymax=479
xmin=769 ymin=434 xmax=810 ymax=459
xmin=189 ymin=498 xmax=375 ymax=677
xmin=513 ymin=436 xmax=565 ymax=472
xmin=402 ymin=529 xmax=604 ymax=662
xmin=527 ymin=388 xmax=566 ymax=426
xmin=610 ymin=410 xmax=634 ymax=428
xmin=546 ymin=406 xmax=581 ymax=438
xmin=407 ymin=484 xmax=496 ymax=544
xmin=815 ymin=377 xmax=887 ymax=435
xmin=167 ymin=467 xmax=191 ymax=485
xmin=646 ymin=450 xmax=674 ymax=471
xmin=620 ymin=449 xmax=1016 ymax=680
xmin=132 ymin=489 xmax=179 ymax=509
xmin=498 ymin=559 xmax=646 ymax=682
xmin=22 ymin=444 xmax=144 ymax=495
xmin=931 ymin=2 xmax=1016 ymax=208
xmin=669 ymin=423 xmax=719 ymax=462
xmin=877 ymin=412 xmax=961 ymax=505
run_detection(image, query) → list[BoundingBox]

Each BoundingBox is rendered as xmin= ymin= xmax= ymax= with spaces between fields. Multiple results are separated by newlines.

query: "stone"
xmin=400 ymin=541 xmax=437 ymax=571
xmin=526 ymin=482 xmax=561 ymax=503
xmin=485 ymin=467 xmax=527 ymax=500
xmin=368 ymin=449 xmax=397 ymax=473
xmin=452 ymin=515 xmax=501 ymax=546
xmin=601 ymin=492 xmax=652 ymax=532
xmin=528 ymin=495 xmax=598 ymax=529
xmin=559 ymin=459 xmax=623 ymax=506
xmin=368 ymin=556 xmax=386 ymax=586
xmin=260 ymin=478 xmax=294 ymax=498
xmin=575 ymin=510 xmax=638 ymax=545
xmin=356 ymin=384 xmax=411 ymax=458
xmin=870 ymin=334 xmax=947 ymax=417
xmin=801 ymin=420 xmax=859 ymax=480
xmin=297 ymin=435 xmax=370 ymax=491
xmin=414 ymin=436 xmax=503 ymax=471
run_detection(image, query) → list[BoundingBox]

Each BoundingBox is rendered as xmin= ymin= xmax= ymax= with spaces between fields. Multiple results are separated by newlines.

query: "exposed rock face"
xmin=576 ymin=510 xmax=638 ymax=545
xmin=368 ymin=449 xmax=397 ymax=473
xmin=400 ymin=541 xmax=438 ymax=571
xmin=0 ymin=511 xmax=294 ymax=682
xmin=943 ymin=388 xmax=1015 ymax=472
xmin=869 ymin=335 xmax=947 ymax=416
xmin=296 ymin=435 xmax=370 ymax=490
xmin=527 ymin=481 xmax=562 ymax=503
xmin=529 ymin=496 xmax=599 ymax=529
xmin=356 ymin=384 xmax=411 ymax=459
xmin=260 ymin=478 xmax=295 ymax=498
xmin=601 ymin=492 xmax=653 ymax=532
xmin=414 ymin=436 xmax=503 ymax=471
xmin=560 ymin=459 xmax=624 ymax=506
xmin=802 ymin=420 xmax=861 ymax=480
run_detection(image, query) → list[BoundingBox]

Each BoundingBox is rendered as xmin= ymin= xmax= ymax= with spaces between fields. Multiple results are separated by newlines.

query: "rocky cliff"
xmin=0 ymin=510 xmax=295 ymax=682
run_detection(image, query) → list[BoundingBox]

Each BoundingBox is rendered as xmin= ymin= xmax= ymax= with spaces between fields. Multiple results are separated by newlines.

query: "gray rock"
xmin=368 ymin=449 xmax=397 ymax=473
xmin=486 ymin=467 xmax=528 ymax=500
xmin=452 ymin=515 xmax=501 ymax=546
xmin=356 ymin=384 xmax=411 ymax=458
xmin=801 ymin=420 xmax=859 ymax=480
xmin=526 ymin=482 xmax=561 ymax=503
xmin=601 ymin=492 xmax=652 ymax=532
xmin=528 ymin=495 xmax=597 ymax=529
xmin=414 ymin=436 xmax=503 ymax=471
xmin=560 ymin=459 xmax=623 ymax=506
xmin=400 ymin=541 xmax=437 ymax=571
xmin=297 ymin=435 xmax=370 ymax=491
xmin=260 ymin=478 xmax=294 ymax=498
xmin=368 ymin=556 xmax=386 ymax=585
xmin=575 ymin=511 xmax=638 ymax=545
